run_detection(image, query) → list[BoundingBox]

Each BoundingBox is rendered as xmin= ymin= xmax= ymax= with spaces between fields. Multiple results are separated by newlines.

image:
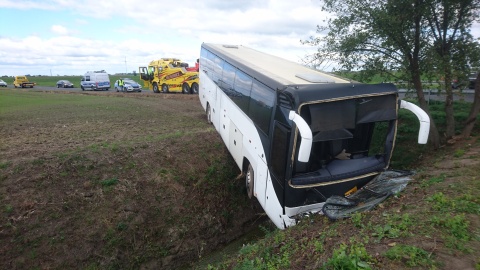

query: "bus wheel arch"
xmin=152 ymin=82 xmax=160 ymax=93
xmin=246 ymin=162 xmax=254 ymax=199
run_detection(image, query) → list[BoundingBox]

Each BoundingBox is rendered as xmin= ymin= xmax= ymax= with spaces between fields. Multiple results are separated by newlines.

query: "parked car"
xmin=0 ymin=79 xmax=7 ymax=87
xmin=469 ymin=73 xmax=478 ymax=89
xmin=56 ymin=80 xmax=74 ymax=88
xmin=114 ymin=78 xmax=142 ymax=92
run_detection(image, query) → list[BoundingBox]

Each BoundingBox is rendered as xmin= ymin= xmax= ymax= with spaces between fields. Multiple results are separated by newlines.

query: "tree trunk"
xmin=462 ymin=73 xmax=480 ymax=138
xmin=444 ymin=67 xmax=455 ymax=139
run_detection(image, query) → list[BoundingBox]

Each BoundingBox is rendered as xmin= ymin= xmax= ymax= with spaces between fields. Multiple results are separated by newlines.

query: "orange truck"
xmin=139 ymin=58 xmax=199 ymax=94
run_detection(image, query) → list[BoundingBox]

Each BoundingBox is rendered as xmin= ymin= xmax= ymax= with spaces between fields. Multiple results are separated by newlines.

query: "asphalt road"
xmin=32 ymin=86 xmax=151 ymax=94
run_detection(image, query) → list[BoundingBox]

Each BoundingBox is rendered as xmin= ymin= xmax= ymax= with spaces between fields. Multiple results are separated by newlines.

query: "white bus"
xmin=198 ymin=43 xmax=430 ymax=229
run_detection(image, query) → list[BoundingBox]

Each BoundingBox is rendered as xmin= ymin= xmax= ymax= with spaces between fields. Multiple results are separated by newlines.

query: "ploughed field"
xmin=0 ymin=89 xmax=264 ymax=269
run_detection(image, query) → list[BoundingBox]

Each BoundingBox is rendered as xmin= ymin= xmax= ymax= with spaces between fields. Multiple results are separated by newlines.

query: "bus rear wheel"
xmin=246 ymin=164 xmax=254 ymax=199
xmin=162 ymin=84 xmax=169 ymax=93
xmin=182 ymin=83 xmax=190 ymax=94
xmin=152 ymin=83 xmax=160 ymax=93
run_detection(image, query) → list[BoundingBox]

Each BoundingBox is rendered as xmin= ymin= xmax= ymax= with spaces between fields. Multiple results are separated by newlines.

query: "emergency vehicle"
xmin=139 ymin=58 xmax=199 ymax=94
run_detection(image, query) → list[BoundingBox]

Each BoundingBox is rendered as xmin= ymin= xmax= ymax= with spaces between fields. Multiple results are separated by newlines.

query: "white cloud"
xmin=51 ymin=25 xmax=70 ymax=35
xmin=0 ymin=0 xmax=478 ymax=76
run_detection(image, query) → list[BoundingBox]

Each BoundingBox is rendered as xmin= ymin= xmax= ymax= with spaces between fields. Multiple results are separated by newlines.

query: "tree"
xmin=424 ymin=0 xmax=480 ymax=139
xmin=462 ymin=72 xmax=480 ymax=137
xmin=303 ymin=0 xmax=480 ymax=148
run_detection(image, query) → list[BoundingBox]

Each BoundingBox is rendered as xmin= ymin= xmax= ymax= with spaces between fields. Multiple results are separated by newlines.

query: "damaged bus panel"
xmin=198 ymin=43 xmax=430 ymax=229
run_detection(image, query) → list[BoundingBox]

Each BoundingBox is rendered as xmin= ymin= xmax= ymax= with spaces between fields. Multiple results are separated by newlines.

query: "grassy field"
xmin=1 ymin=89 xmax=479 ymax=269
xmin=1 ymin=75 xmax=141 ymax=87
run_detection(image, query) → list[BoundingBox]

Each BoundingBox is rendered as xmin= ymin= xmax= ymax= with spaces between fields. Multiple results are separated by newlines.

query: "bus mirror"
xmin=289 ymin=111 xmax=313 ymax=162
xmin=400 ymin=100 xmax=430 ymax=144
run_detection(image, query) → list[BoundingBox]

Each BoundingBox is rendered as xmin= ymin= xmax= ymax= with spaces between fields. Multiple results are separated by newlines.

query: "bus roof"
xmin=202 ymin=43 xmax=351 ymax=86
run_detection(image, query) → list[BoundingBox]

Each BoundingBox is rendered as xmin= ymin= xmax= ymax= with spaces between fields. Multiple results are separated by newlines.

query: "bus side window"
xmin=212 ymin=55 xmax=224 ymax=84
xmin=204 ymin=50 xmax=214 ymax=74
xmin=221 ymin=62 xmax=236 ymax=93
xmin=233 ymin=69 xmax=253 ymax=112
xmin=249 ymin=81 xmax=275 ymax=134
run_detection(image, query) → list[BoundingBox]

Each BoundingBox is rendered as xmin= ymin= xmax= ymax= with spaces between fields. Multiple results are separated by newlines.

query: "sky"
xmin=0 ymin=0 xmax=330 ymax=76
xmin=0 ymin=0 xmax=479 ymax=77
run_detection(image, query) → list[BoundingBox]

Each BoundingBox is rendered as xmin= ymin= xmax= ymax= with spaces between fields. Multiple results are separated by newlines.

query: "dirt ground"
xmin=0 ymin=90 xmax=264 ymax=269
xmin=1 ymin=89 xmax=479 ymax=269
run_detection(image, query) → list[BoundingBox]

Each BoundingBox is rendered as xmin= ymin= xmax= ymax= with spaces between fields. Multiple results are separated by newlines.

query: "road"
xmin=398 ymin=89 xmax=475 ymax=103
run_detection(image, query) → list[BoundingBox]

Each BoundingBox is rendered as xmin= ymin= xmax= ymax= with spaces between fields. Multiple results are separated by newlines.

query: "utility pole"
xmin=125 ymin=56 xmax=127 ymax=74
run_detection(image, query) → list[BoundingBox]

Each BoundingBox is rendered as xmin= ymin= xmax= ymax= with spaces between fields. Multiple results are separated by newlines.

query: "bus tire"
xmin=153 ymin=83 xmax=160 ymax=93
xmin=191 ymin=82 xmax=199 ymax=94
xmin=162 ymin=84 xmax=169 ymax=93
xmin=182 ymin=83 xmax=190 ymax=94
xmin=206 ymin=104 xmax=212 ymax=124
xmin=246 ymin=164 xmax=254 ymax=199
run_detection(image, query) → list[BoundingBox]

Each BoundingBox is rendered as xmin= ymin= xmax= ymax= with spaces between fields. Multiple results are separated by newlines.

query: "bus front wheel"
xmin=246 ymin=164 xmax=254 ymax=199
xmin=152 ymin=83 xmax=160 ymax=93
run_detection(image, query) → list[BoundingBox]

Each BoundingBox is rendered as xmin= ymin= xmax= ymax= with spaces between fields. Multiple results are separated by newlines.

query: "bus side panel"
xmin=198 ymin=71 xmax=208 ymax=111
xmin=255 ymin=161 xmax=268 ymax=208
xmin=219 ymin=94 xmax=231 ymax=146
xmin=228 ymin=121 xmax=243 ymax=169
xmin=199 ymin=71 xmax=220 ymax=129
xmin=265 ymin=175 xmax=296 ymax=229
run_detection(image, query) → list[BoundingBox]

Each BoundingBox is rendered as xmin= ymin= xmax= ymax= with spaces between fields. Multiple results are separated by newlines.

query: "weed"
xmin=426 ymin=192 xmax=449 ymax=211
xmin=239 ymin=243 xmax=259 ymax=256
xmin=314 ymin=239 xmax=325 ymax=253
xmin=426 ymin=192 xmax=480 ymax=214
xmin=0 ymin=162 xmax=10 ymax=169
xmin=431 ymin=214 xmax=470 ymax=241
xmin=100 ymin=178 xmax=119 ymax=187
xmin=350 ymin=212 xmax=363 ymax=228
xmin=385 ymin=244 xmax=434 ymax=267
xmin=421 ymin=174 xmax=445 ymax=188
xmin=321 ymin=242 xmax=373 ymax=270
xmin=454 ymin=149 xmax=466 ymax=158
xmin=372 ymin=213 xmax=413 ymax=241
xmin=5 ymin=204 xmax=13 ymax=214
xmin=116 ymin=222 xmax=128 ymax=231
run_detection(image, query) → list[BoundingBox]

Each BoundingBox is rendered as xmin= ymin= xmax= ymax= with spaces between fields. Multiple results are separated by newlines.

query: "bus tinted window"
xmin=213 ymin=55 xmax=224 ymax=84
xmin=221 ymin=61 xmax=236 ymax=93
xmin=249 ymin=81 xmax=275 ymax=134
xmin=233 ymin=69 xmax=253 ymax=112
xmin=200 ymin=48 xmax=209 ymax=70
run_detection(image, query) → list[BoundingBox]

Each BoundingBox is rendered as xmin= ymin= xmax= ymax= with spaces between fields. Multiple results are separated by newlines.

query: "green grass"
xmin=1 ymin=75 xmax=141 ymax=87
xmin=321 ymin=240 xmax=374 ymax=270
xmin=385 ymin=244 xmax=434 ymax=267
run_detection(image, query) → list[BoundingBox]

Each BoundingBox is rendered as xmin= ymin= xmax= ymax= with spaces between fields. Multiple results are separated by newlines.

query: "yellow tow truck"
xmin=139 ymin=58 xmax=199 ymax=94
xmin=13 ymin=76 xmax=36 ymax=88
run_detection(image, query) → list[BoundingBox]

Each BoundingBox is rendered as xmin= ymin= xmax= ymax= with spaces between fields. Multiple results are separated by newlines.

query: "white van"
xmin=80 ymin=70 xmax=110 ymax=91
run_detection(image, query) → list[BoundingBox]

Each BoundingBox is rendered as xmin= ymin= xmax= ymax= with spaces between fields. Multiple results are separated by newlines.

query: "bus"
xmin=198 ymin=43 xmax=430 ymax=229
